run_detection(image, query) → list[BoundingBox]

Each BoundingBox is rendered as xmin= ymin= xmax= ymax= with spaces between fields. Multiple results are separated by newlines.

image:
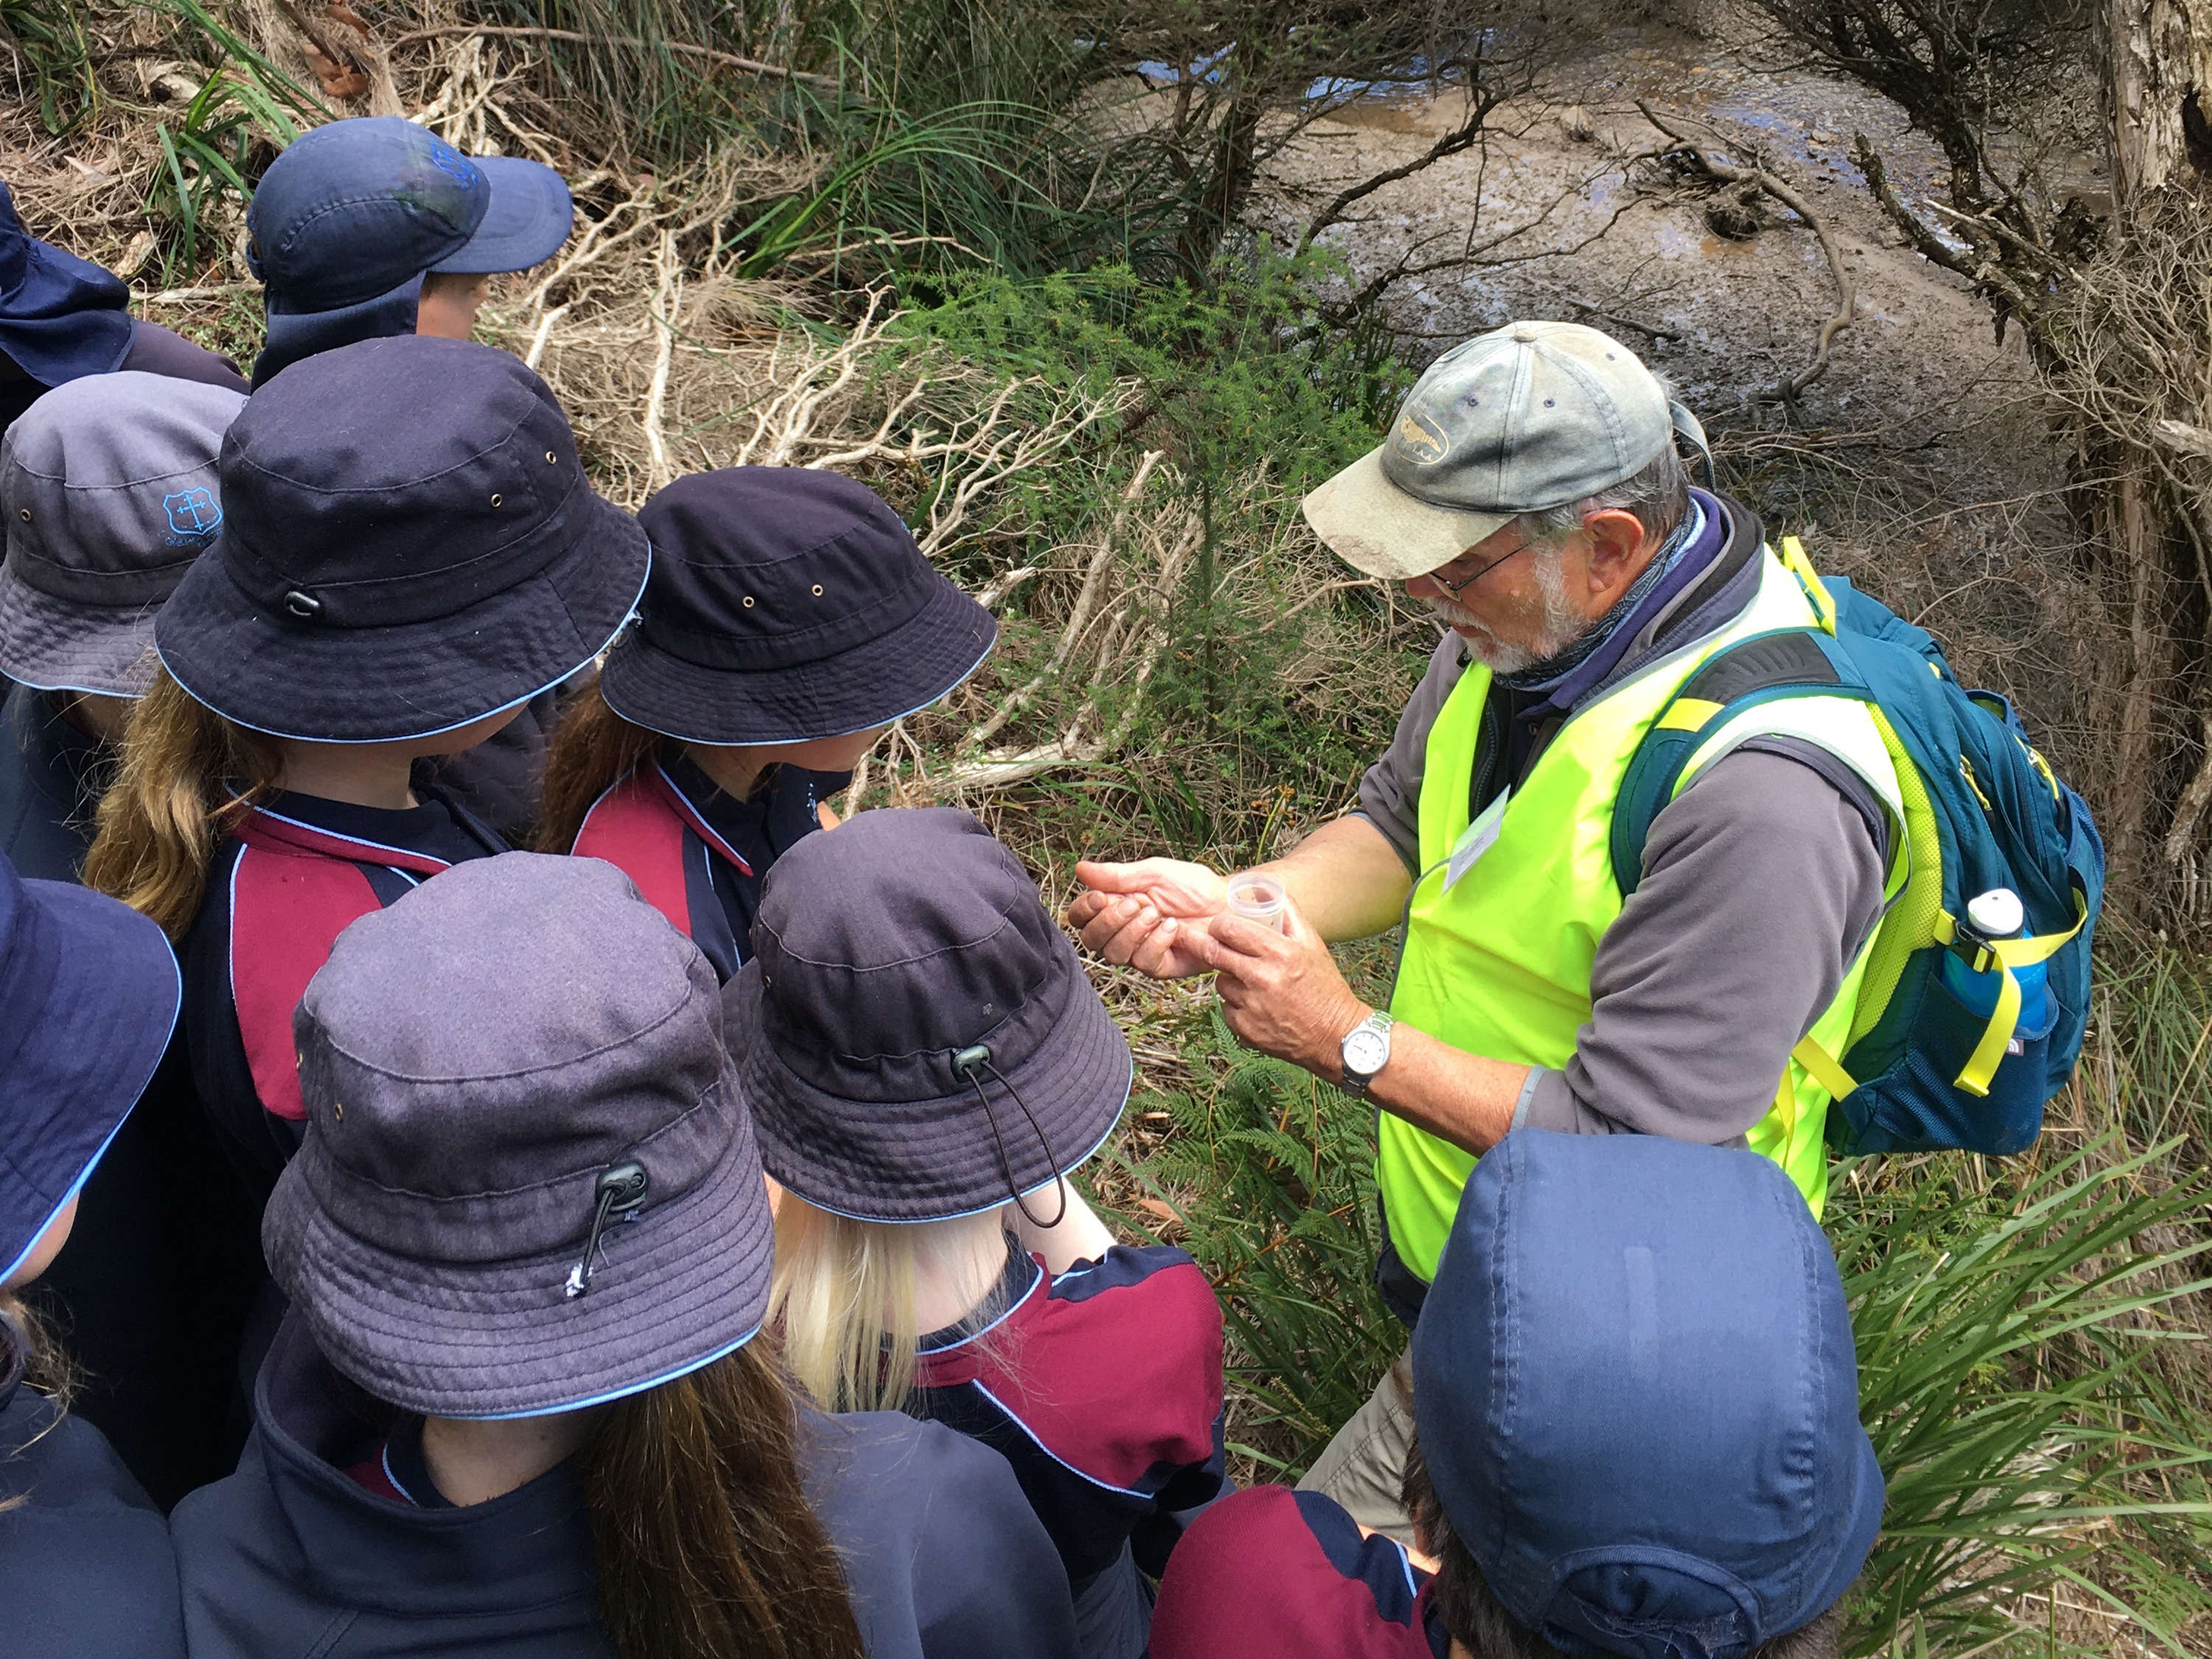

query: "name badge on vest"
xmin=1444 ymin=786 xmax=1511 ymax=891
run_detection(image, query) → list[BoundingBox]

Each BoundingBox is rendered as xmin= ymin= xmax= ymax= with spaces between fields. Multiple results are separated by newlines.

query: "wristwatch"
xmin=1339 ymin=1009 xmax=1395 ymax=1097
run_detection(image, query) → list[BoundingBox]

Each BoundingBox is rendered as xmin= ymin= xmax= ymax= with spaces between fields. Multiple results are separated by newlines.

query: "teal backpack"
xmin=1610 ymin=538 xmax=2104 ymax=1157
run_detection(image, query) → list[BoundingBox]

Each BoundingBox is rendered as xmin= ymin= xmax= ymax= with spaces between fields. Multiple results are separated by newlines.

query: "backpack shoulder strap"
xmin=1610 ymin=627 xmax=1848 ymax=898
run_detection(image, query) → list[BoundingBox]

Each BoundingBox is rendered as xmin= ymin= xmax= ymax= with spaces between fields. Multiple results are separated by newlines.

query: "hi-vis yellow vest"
xmin=1379 ymin=548 xmax=1905 ymax=1283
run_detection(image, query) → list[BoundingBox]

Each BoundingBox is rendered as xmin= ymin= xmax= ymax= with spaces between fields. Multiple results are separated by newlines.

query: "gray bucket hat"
xmin=263 ymin=852 xmax=774 ymax=1420
xmin=0 ymin=370 xmax=245 ymax=695
xmin=725 ymin=807 xmax=1133 ymax=1223
xmin=1302 ymin=321 xmax=1710 ymax=581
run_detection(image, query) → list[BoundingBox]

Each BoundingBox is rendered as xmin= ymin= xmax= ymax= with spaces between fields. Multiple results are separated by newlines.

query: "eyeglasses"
xmin=1427 ymin=532 xmax=1538 ymax=595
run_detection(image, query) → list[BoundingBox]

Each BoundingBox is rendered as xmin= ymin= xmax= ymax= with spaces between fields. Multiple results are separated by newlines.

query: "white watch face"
xmin=1343 ymin=1026 xmax=1391 ymax=1076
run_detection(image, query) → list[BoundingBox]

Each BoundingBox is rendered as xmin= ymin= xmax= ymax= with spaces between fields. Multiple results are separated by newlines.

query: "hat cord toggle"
xmin=951 ymin=1045 xmax=1068 ymax=1230
xmin=564 ymin=1160 xmax=650 ymax=1298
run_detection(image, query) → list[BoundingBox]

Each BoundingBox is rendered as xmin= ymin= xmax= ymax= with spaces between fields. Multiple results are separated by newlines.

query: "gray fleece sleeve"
xmin=1517 ymin=748 xmax=1888 ymax=1141
xmin=1352 ymin=633 xmax=1467 ymax=872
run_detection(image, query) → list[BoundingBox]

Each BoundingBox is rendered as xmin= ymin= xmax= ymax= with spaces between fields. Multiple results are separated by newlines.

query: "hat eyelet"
xmin=742 ymin=596 xmax=755 ymax=608
xmin=490 ymin=493 xmax=503 ymax=507
xmin=810 ymin=584 xmax=824 ymax=597
xmin=15 ymin=508 xmax=28 ymax=522
xmin=332 ymin=1102 xmax=344 ymax=1123
xmin=283 ymin=589 xmax=323 ymax=619
xmin=545 ymin=451 xmax=557 ymax=465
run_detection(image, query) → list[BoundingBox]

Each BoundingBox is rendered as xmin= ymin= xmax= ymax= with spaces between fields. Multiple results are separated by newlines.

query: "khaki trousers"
xmin=1296 ymin=1350 xmax=1418 ymax=1545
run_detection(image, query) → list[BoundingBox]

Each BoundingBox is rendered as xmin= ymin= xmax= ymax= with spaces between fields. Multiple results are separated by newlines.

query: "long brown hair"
xmin=538 ymin=676 xmax=775 ymax=853
xmin=537 ymin=677 xmax=667 ymax=852
xmin=577 ymin=1341 xmax=865 ymax=1659
xmin=81 ymin=672 xmax=282 ymax=939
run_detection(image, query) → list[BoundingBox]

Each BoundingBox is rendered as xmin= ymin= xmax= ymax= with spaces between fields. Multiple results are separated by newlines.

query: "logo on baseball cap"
xmin=1304 ymin=321 xmax=1709 ymax=582
xmin=248 ymin=117 xmax=574 ymax=315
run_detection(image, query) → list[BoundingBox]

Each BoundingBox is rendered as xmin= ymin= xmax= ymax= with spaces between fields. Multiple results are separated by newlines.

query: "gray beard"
xmin=1424 ymin=557 xmax=1585 ymax=673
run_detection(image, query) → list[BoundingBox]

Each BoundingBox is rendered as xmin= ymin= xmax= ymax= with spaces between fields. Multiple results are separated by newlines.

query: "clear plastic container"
xmin=1225 ymin=872 xmax=1287 ymax=933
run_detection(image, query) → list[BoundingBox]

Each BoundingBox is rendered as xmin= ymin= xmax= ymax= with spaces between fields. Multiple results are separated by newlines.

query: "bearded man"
xmin=1068 ymin=322 xmax=1900 ymax=1540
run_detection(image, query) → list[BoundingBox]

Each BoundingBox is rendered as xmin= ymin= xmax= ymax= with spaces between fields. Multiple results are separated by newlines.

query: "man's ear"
xmin=1578 ymin=508 xmax=1652 ymax=600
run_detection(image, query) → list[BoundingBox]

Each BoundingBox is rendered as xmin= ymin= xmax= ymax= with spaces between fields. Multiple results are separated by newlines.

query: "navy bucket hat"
xmin=0 ymin=371 xmax=245 ymax=696
xmin=262 ymin=853 xmax=775 ymax=1419
xmin=726 ymin=807 xmax=1130 ymax=1222
xmin=155 ymin=335 xmax=649 ymax=742
xmin=600 ymin=467 xmax=996 ymax=745
xmin=1411 ymin=1130 xmax=1882 ymax=1659
xmin=0 ymin=850 xmax=181 ymax=1283
xmin=0 ymin=178 xmax=133 ymax=389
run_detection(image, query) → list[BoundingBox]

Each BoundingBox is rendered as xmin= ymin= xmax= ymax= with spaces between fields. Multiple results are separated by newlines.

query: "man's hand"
xmin=1067 ymin=858 xmax=1228 ymax=980
xmin=1192 ymin=898 xmax=1371 ymax=1077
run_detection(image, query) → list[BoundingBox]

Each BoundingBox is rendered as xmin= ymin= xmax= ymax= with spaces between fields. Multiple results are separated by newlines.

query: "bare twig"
xmin=1566 ymin=298 xmax=1681 ymax=341
xmin=1638 ymin=101 xmax=1855 ymax=405
xmin=388 ymin=24 xmax=841 ymax=91
xmin=1295 ymin=90 xmax=1502 ymax=254
xmin=269 ymin=0 xmax=375 ymax=91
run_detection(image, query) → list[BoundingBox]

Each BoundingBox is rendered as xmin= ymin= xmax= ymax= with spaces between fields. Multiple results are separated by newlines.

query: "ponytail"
xmin=537 ymin=676 xmax=666 ymax=853
xmin=577 ymin=1342 xmax=865 ymax=1659
xmin=83 ymin=672 xmax=281 ymax=939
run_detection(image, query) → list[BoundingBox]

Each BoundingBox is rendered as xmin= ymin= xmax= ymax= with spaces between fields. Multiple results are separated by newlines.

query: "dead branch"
xmin=1565 ymin=298 xmax=1681 ymax=342
xmin=268 ymin=0 xmax=376 ymax=97
xmin=1637 ymin=101 xmax=1855 ymax=406
xmin=388 ymin=24 xmax=841 ymax=91
xmin=1294 ymin=89 xmax=1502 ymax=254
xmin=965 ymin=451 xmax=1164 ymax=751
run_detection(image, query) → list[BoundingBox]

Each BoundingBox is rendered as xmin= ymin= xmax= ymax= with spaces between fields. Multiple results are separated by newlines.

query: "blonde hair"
xmin=0 ymin=1293 xmax=77 ymax=1516
xmin=82 ymin=672 xmax=282 ymax=938
xmin=770 ymin=1200 xmax=1012 ymax=1414
xmin=538 ymin=674 xmax=775 ymax=852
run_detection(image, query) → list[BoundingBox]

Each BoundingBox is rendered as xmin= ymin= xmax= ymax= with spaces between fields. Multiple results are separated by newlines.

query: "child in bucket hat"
xmin=540 ymin=466 xmax=996 ymax=981
xmin=0 ymin=849 xmax=189 ymax=1659
xmin=0 ymin=369 xmax=272 ymax=1509
xmin=83 ymin=335 xmax=648 ymax=1211
xmin=1147 ymin=1131 xmax=1881 ymax=1659
xmin=167 ymin=853 xmax=1080 ymax=1659
xmin=731 ymin=807 xmax=1225 ymax=1659
xmin=0 ymin=370 xmax=244 ymax=880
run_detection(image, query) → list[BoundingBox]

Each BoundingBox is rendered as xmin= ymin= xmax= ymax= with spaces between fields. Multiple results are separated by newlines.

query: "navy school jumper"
xmin=1148 ymin=1486 xmax=1450 ymax=1659
xmin=0 ymin=686 xmax=265 ymax=1509
xmin=910 ymin=1237 xmax=1228 ymax=1659
xmin=569 ymin=752 xmax=848 ymax=981
xmin=168 ymin=1314 xmax=1084 ymax=1659
xmin=1 ymin=1319 xmax=187 ymax=1659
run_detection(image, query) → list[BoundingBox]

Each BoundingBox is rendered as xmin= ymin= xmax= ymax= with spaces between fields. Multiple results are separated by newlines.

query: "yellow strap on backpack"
xmin=1947 ymin=890 xmax=2089 ymax=1097
xmin=1779 ymin=535 xmax=1837 ymax=636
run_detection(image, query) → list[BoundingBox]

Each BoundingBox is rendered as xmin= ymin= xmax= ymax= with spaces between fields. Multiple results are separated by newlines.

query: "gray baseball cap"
xmin=1303 ymin=321 xmax=1701 ymax=581
xmin=0 ymin=370 xmax=245 ymax=695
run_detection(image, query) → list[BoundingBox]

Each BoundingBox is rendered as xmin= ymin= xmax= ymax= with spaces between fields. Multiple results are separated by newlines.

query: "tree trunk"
xmin=2075 ymin=6 xmax=2212 ymax=920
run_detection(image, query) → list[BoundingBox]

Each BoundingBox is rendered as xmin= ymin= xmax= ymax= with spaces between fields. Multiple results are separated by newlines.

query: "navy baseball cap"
xmin=1411 ymin=1131 xmax=1882 ymax=1659
xmin=247 ymin=117 xmax=574 ymax=313
xmin=0 ymin=850 xmax=181 ymax=1284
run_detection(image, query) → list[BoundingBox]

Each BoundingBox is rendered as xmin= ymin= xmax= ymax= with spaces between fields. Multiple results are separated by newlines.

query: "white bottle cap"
xmin=1966 ymin=888 xmax=2023 ymax=939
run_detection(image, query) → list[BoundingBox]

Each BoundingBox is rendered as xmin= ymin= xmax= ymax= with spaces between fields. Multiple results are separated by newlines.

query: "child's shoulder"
xmin=1151 ymin=1487 xmax=1441 ymax=1659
